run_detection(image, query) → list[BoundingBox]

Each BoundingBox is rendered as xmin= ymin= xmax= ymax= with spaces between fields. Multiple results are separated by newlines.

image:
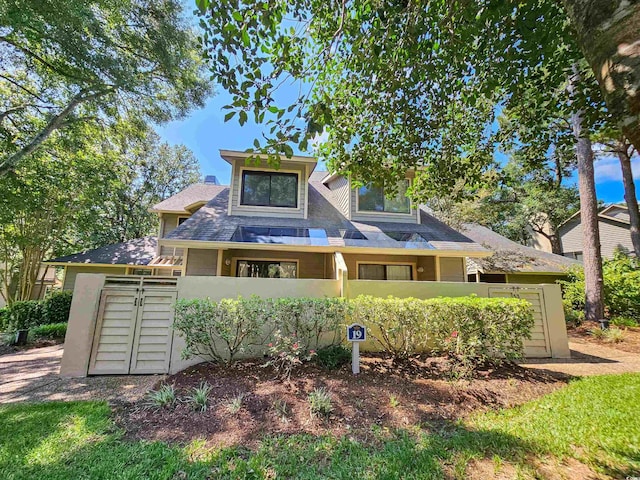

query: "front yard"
xmin=1 ymin=368 xmax=638 ymax=479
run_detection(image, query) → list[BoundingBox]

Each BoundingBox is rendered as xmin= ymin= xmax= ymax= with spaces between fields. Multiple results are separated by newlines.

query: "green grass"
xmin=1 ymin=374 xmax=639 ymax=479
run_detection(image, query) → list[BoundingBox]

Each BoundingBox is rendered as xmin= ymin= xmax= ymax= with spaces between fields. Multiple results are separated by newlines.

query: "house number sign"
xmin=347 ymin=323 xmax=366 ymax=374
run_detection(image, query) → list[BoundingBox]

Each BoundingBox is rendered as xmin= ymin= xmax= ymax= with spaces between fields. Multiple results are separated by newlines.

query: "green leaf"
xmin=239 ymin=110 xmax=248 ymax=126
xmin=224 ymin=111 xmax=236 ymax=122
xmin=232 ymin=11 xmax=243 ymax=22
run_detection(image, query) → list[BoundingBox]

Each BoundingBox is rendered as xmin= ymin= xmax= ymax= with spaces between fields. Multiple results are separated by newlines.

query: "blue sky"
xmin=156 ymin=90 xmax=637 ymax=205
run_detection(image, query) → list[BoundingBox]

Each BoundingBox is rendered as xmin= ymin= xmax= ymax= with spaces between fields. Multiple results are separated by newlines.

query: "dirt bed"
xmin=116 ymin=356 xmax=568 ymax=448
xmin=568 ymin=321 xmax=640 ymax=354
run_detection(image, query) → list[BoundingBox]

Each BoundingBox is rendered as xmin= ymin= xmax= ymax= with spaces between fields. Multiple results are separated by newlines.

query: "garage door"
xmin=88 ymin=287 xmax=177 ymax=375
xmin=488 ymin=286 xmax=552 ymax=357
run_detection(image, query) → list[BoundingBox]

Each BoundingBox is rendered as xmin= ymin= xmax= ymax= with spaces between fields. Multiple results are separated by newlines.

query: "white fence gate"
xmin=88 ymin=277 xmax=177 ymax=375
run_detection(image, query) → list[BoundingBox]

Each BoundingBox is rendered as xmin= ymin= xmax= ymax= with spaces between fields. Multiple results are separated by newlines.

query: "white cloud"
xmin=594 ymin=154 xmax=640 ymax=182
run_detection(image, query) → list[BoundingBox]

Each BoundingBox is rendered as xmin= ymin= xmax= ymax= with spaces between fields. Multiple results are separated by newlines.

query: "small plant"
xmin=226 ymin=393 xmax=245 ymax=414
xmin=308 ymin=387 xmax=333 ymax=418
xmin=30 ymin=322 xmax=67 ymax=340
xmin=389 ymin=395 xmax=400 ymax=409
xmin=315 ymin=345 xmax=351 ymax=370
xmin=611 ymin=316 xmax=638 ymax=328
xmin=272 ymin=397 xmax=289 ymax=423
xmin=590 ymin=327 xmax=625 ymax=343
xmin=263 ymin=330 xmax=316 ymax=380
xmin=188 ymin=382 xmax=212 ymax=412
xmin=146 ymin=384 xmax=176 ymax=408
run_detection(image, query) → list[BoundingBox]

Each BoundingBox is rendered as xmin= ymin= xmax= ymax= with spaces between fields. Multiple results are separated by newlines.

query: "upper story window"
xmin=241 ymin=171 xmax=298 ymax=208
xmin=357 ymin=180 xmax=410 ymax=214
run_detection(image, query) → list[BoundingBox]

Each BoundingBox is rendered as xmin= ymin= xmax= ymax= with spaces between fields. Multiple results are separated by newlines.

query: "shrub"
xmin=315 ymin=345 xmax=351 ymax=370
xmin=146 ymin=384 xmax=176 ymax=408
xmin=42 ymin=291 xmax=72 ymax=325
xmin=271 ymin=297 xmax=351 ymax=351
xmin=30 ymin=322 xmax=67 ymax=340
xmin=308 ymin=388 xmax=333 ymax=417
xmin=563 ymin=300 xmax=584 ymax=326
xmin=590 ymin=327 xmax=625 ymax=343
xmin=6 ymin=301 xmax=43 ymax=331
xmin=610 ymin=316 xmax=638 ymax=328
xmin=0 ymin=307 xmax=8 ymax=332
xmin=351 ymin=296 xmax=430 ymax=359
xmin=351 ymin=295 xmax=534 ymax=366
xmin=173 ymin=296 xmax=269 ymax=364
xmin=560 ymin=253 xmax=640 ymax=321
xmin=263 ymin=329 xmax=316 ymax=380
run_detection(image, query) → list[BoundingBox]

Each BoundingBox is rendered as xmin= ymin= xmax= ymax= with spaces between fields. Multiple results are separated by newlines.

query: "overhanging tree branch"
xmin=0 ymin=88 xmax=113 ymax=175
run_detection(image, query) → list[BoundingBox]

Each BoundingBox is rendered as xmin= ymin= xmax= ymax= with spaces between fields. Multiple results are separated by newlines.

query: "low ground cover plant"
xmin=30 ymin=322 xmax=67 ymax=340
xmin=314 ymin=345 xmax=351 ymax=370
xmin=188 ymin=382 xmax=212 ymax=412
xmin=146 ymin=384 xmax=176 ymax=408
xmin=308 ymin=387 xmax=333 ymax=417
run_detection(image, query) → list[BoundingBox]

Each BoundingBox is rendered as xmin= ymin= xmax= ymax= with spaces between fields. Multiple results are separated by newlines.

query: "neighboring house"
xmin=461 ymin=224 xmax=580 ymax=284
xmin=557 ymin=204 xmax=636 ymax=260
xmin=47 ymin=150 xmax=490 ymax=285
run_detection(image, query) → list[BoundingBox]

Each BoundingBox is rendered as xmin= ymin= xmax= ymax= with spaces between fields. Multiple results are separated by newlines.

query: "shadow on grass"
xmin=0 ymin=400 xmax=599 ymax=480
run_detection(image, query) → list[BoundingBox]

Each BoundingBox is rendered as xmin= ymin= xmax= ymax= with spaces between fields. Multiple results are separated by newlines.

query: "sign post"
xmin=346 ymin=323 xmax=366 ymax=374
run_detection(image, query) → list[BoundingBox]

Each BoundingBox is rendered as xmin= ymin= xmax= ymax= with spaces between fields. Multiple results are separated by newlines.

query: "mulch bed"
xmin=115 ymin=355 xmax=569 ymax=448
xmin=568 ymin=321 xmax=640 ymax=354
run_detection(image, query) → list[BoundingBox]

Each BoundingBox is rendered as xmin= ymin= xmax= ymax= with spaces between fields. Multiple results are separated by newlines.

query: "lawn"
xmin=1 ymin=374 xmax=638 ymax=479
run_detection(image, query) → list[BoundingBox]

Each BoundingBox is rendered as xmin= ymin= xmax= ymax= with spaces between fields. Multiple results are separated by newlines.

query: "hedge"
xmin=174 ymin=295 xmax=534 ymax=368
xmin=3 ymin=291 xmax=73 ymax=332
xmin=30 ymin=322 xmax=67 ymax=340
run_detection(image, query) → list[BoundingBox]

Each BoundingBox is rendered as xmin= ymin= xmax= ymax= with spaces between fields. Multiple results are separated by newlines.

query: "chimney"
xmin=204 ymin=175 xmax=220 ymax=185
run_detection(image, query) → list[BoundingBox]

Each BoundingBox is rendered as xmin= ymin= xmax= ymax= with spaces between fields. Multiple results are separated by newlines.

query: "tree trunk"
xmin=549 ymin=233 xmax=563 ymax=255
xmin=563 ymin=1 xmax=640 ymax=152
xmin=617 ymin=144 xmax=640 ymax=257
xmin=572 ymin=108 xmax=605 ymax=321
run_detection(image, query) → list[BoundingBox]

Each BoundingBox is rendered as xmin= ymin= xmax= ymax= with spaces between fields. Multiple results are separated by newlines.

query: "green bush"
xmin=560 ymin=253 xmax=640 ymax=321
xmin=0 ymin=307 xmax=8 ymax=332
xmin=610 ymin=316 xmax=639 ymax=327
xmin=271 ymin=297 xmax=351 ymax=350
xmin=173 ymin=295 xmax=270 ymax=364
xmin=30 ymin=322 xmax=67 ymax=340
xmin=42 ymin=291 xmax=72 ymax=325
xmin=351 ymin=295 xmax=534 ymax=366
xmin=315 ymin=345 xmax=351 ymax=370
xmin=6 ymin=300 xmax=43 ymax=331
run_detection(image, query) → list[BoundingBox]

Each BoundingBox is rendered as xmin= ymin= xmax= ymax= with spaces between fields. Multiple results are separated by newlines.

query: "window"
xmin=178 ymin=217 xmax=189 ymax=226
xmin=231 ymin=226 xmax=329 ymax=246
xmin=357 ymin=180 xmax=410 ymax=214
xmin=358 ymin=264 xmax=413 ymax=280
xmin=564 ymin=251 xmax=583 ymax=262
xmin=236 ymin=260 xmax=297 ymax=278
xmin=241 ymin=171 xmax=298 ymax=208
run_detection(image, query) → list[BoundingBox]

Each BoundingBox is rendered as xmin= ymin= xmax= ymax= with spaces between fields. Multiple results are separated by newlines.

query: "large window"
xmin=241 ymin=171 xmax=298 ymax=208
xmin=358 ymin=264 xmax=413 ymax=280
xmin=357 ymin=180 xmax=410 ymax=214
xmin=236 ymin=260 xmax=297 ymax=278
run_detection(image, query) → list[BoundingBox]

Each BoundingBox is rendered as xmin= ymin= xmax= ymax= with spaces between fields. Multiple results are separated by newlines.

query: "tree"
xmin=0 ymin=0 xmax=211 ymax=174
xmin=562 ymin=1 xmax=640 ymax=152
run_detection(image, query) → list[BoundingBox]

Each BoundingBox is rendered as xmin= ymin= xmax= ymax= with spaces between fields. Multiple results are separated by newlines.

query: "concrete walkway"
xmin=1 ymin=339 xmax=639 ymax=404
xmin=0 ymin=344 xmax=163 ymax=404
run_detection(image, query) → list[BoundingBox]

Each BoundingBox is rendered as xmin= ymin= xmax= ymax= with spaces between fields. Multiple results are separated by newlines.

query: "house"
xmin=0 ymin=265 xmax=59 ymax=308
xmin=55 ymin=150 xmax=571 ymax=377
xmin=461 ymin=224 xmax=580 ymax=283
xmin=47 ymin=150 xmax=491 ymax=284
xmin=541 ymin=204 xmax=636 ymax=260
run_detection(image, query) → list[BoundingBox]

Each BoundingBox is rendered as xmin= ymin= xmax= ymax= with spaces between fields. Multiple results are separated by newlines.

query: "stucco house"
xmin=556 ymin=204 xmax=635 ymax=260
xmin=47 ymin=150 xmax=491 ymax=284
xmin=461 ymin=224 xmax=580 ymax=283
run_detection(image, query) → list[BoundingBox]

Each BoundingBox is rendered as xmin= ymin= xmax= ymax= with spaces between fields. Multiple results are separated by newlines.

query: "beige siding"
xmin=350 ymin=186 xmax=419 ymax=223
xmin=327 ymin=175 xmax=351 ymax=218
xmin=221 ymin=249 xmax=329 ymax=279
xmin=159 ymin=245 xmax=185 ymax=256
xmin=185 ymin=249 xmax=218 ymax=276
xmin=229 ymin=159 xmax=307 ymax=219
xmin=439 ymin=257 xmax=465 ymax=282
xmin=560 ymin=216 xmax=633 ymax=259
xmin=64 ymin=266 xmax=126 ymax=290
xmin=161 ymin=214 xmax=183 ymax=237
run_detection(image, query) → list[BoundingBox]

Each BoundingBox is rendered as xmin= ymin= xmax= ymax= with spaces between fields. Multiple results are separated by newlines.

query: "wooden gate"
xmin=488 ymin=286 xmax=552 ymax=357
xmin=88 ymin=277 xmax=177 ymax=375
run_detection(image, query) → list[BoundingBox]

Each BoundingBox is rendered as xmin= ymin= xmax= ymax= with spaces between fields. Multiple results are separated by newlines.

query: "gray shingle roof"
xmin=151 ymin=184 xmax=227 ymax=213
xmin=46 ymin=237 xmax=157 ymax=265
xmin=165 ymin=172 xmax=486 ymax=253
xmin=461 ymin=224 xmax=580 ymax=274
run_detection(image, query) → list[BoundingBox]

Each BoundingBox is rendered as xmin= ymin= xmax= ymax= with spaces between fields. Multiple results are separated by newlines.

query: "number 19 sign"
xmin=347 ymin=323 xmax=366 ymax=374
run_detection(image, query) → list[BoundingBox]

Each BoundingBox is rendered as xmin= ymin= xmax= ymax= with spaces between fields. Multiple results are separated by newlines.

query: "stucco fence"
xmin=60 ymin=274 xmax=570 ymax=377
